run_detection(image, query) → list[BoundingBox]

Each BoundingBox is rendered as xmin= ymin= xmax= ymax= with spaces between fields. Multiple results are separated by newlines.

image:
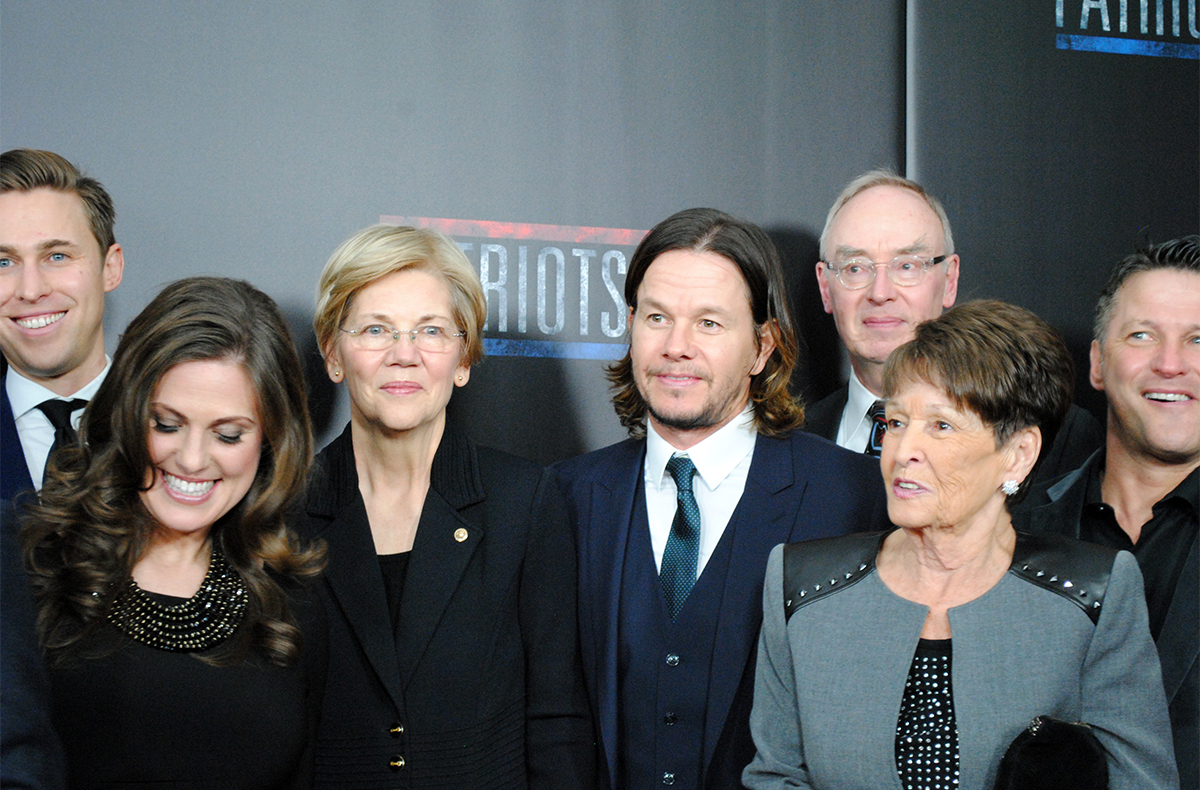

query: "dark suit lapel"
xmin=394 ymin=488 xmax=482 ymax=691
xmin=314 ymin=494 xmax=406 ymax=713
xmin=583 ymin=440 xmax=643 ymax=784
xmin=1027 ymin=463 xmax=1090 ymax=539
xmin=802 ymin=384 xmax=847 ymax=442
xmin=1157 ymin=532 xmax=1198 ymax=703
xmin=702 ymin=433 xmax=804 ymax=765
xmin=1 ymin=388 xmax=34 ymax=502
xmin=393 ymin=424 xmax=487 ymax=691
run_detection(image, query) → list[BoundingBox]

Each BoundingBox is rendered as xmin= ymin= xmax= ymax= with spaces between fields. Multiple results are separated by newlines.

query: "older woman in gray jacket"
xmin=744 ymin=301 xmax=1177 ymax=790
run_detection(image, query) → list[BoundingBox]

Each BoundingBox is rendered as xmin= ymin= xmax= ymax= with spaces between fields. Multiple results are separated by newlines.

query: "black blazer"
xmin=554 ymin=430 xmax=890 ymax=790
xmin=1016 ymin=452 xmax=1199 ymax=790
xmin=802 ymin=383 xmax=1104 ymax=487
xmin=297 ymin=423 xmax=595 ymax=790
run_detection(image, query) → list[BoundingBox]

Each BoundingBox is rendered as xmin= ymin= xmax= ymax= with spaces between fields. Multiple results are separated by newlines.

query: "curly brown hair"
xmin=607 ymin=208 xmax=803 ymax=438
xmin=23 ymin=277 xmax=324 ymax=667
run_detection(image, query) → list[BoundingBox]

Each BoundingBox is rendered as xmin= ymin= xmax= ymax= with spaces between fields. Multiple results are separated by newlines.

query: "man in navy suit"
xmin=555 ymin=208 xmax=889 ymax=790
xmin=1 ymin=149 xmax=124 ymax=501
xmin=1015 ymin=236 xmax=1199 ymax=789
xmin=1 ymin=148 xmax=124 ymax=789
xmin=803 ymin=169 xmax=1100 ymax=484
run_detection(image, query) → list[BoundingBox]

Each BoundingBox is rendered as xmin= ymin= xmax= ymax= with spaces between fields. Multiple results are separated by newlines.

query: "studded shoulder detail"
xmin=783 ymin=532 xmax=887 ymax=622
xmin=1009 ymin=532 xmax=1119 ymax=626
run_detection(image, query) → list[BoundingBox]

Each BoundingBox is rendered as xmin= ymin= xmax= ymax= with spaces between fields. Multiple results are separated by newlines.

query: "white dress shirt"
xmin=643 ymin=407 xmax=757 ymax=577
xmin=834 ymin=371 xmax=881 ymax=454
xmin=6 ymin=360 xmax=109 ymax=490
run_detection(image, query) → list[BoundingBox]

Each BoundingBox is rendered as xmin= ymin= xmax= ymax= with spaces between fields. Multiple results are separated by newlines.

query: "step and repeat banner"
xmin=910 ymin=0 xmax=1198 ymax=417
xmin=6 ymin=1 xmax=1193 ymax=462
xmin=2 ymin=1 xmax=906 ymax=463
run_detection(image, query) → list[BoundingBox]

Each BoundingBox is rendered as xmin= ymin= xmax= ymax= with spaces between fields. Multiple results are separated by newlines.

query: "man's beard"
xmin=645 ymin=402 xmax=725 ymax=432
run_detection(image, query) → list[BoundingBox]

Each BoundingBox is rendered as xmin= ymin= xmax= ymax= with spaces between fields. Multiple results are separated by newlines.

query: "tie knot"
xmin=665 ymin=454 xmax=696 ymax=493
xmin=868 ymin=399 xmax=886 ymax=422
xmin=37 ymin=398 xmax=87 ymax=431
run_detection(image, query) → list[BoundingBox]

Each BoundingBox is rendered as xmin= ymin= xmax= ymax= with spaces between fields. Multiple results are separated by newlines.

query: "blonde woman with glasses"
xmin=299 ymin=224 xmax=595 ymax=789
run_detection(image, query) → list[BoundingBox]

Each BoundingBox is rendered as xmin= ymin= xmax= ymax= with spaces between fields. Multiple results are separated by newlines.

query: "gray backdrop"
xmin=3 ymin=1 xmax=1194 ymax=462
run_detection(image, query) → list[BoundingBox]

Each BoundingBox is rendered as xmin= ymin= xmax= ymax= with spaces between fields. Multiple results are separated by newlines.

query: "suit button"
xmin=389 ymin=755 xmax=405 ymax=771
xmin=662 ymin=772 xmax=676 ymax=785
xmin=389 ymin=723 xmax=404 ymax=738
xmin=663 ymin=712 xmax=678 ymax=726
xmin=665 ymin=653 xmax=680 ymax=667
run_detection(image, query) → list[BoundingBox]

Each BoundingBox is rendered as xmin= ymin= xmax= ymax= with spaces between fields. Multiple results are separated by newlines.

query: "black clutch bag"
xmin=994 ymin=715 xmax=1108 ymax=790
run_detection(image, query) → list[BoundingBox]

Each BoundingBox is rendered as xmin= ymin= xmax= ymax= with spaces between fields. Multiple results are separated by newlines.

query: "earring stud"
xmin=1002 ymin=479 xmax=1020 ymax=496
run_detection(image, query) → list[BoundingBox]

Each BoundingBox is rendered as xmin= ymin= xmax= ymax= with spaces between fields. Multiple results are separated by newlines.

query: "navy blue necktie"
xmin=37 ymin=398 xmax=87 ymax=473
xmin=660 ymin=455 xmax=700 ymax=622
xmin=865 ymin=400 xmax=887 ymax=457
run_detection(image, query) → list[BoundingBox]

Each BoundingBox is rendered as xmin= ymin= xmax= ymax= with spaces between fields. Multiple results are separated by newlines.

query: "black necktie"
xmin=37 ymin=398 xmax=87 ymax=473
xmin=660 ymin=455 xmax=700 ymax=622
xmin=864 ymin=400 xmax=887 ymax=457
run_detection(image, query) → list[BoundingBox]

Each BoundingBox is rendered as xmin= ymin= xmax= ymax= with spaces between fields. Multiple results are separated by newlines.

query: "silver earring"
xmin=1002 ymin=480 xmax=1020 ymax=496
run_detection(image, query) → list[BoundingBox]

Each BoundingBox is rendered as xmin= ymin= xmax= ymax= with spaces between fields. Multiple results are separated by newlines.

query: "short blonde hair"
xmin=314 ymin=224 xmax=486 ymax=366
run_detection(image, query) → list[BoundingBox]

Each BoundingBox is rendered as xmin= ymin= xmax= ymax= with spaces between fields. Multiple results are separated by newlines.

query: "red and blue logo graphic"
xmin=381 ymin=215 xmax=647 ymax=360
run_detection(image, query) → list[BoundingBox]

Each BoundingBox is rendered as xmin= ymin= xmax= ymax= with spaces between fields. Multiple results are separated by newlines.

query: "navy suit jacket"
xmin=1016 ymin=452 xmax=1199 ymax=790
xmin=554 ymin=429 xmax=890 ymax=790
xmin=1 ymin=386 xmax=66 ymax=789
xmin=2 ymin=385 xmax=36 ymax=502
xmin=802 ymin=383 xmax=1104 ymax=487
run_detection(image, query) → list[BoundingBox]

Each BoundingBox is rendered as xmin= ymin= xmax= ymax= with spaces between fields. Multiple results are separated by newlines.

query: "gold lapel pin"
xmin=454 ymin=528 xmax=469 ymax=543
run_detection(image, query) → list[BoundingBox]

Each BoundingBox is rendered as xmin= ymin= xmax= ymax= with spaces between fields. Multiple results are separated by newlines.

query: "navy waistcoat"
xmin=617 ymin=486 xmax=736 ymax=790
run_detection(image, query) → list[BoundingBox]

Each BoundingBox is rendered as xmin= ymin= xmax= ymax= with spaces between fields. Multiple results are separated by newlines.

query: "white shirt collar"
xmin=846 ymin=369 xmax=881 ymax=425
xmin=645 ymin=406 xmax=757 ymax=491
xmin=6 ymin=358 xmax=112 ymax=419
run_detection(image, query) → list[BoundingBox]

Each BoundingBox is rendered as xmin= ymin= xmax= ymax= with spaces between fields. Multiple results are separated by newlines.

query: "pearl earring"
xmin=1002 ymin=480 xmax=1020 ymax=496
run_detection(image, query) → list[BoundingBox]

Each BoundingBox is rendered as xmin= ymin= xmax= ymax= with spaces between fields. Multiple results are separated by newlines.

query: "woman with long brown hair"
xmin=24 ymin=276 xmax=327 ymax=788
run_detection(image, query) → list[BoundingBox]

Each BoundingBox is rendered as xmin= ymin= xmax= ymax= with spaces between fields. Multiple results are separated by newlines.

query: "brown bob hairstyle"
xmin=24 ymin=276 xmax=322 ymax=667
xmin=607 ymin=207 xmax=803 ymax=438
xmin=881 ymin=299 xmax=1074 ymax=501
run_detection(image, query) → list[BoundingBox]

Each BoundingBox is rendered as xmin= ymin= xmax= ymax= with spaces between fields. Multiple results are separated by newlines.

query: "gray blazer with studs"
xmin=743 ymin=532 xmax=1179 ymax=790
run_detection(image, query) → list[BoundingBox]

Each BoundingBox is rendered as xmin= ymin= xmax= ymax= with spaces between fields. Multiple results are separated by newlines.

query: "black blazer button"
xmin=389 ymin=723 xmax=404 ymax=738
xmin=389 ymin=755 xmax=406 ymax=771
xmin=662 ymin=771 xmax=676 ymax=785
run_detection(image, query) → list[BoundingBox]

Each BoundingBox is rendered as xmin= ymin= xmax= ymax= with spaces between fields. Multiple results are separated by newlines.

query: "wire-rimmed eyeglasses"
xmin=824 ymin=255 xmax=947 ymax=290
xmin=340 ymin=323 xmax=466 ymax=352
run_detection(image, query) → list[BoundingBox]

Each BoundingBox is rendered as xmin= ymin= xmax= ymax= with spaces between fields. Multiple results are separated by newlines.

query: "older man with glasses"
xmin=803 ymin=169 xmax=1101 ymax=485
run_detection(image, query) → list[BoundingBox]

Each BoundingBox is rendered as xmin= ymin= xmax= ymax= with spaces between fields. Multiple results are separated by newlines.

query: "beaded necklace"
xmin=107 ymin=545 xmax=248 ymax=652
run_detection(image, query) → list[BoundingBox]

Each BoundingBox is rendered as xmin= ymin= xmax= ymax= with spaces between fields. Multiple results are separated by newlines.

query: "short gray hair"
xmin=819 ymin=169 xmax=954 ymax=261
